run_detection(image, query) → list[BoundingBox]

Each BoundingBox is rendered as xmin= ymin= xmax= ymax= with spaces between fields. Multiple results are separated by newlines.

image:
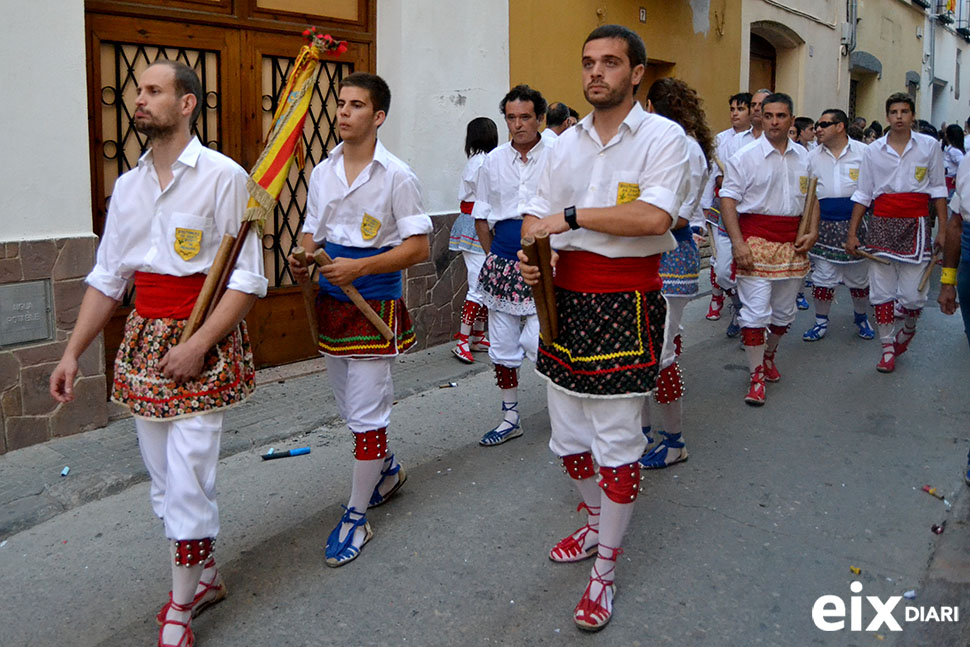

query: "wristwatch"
xmin=564 ymin=205 xmax=579 ymax=230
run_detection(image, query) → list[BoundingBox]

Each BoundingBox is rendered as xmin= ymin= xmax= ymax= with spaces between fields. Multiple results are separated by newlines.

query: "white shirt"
xmin=850 ymin=132 xmax=947 ymax=207
xmin=523 ymin=101 xmax=690 ymax=258
xmin=87 ymin=137 xmax=267 ymax=300
xmin=944 ymin=145 xmax=964 ymax=177
xmin=541 ymin=128 xmax=559 ymax=143
xmin=949 ymin=153 xmax=970 ymax=223
xmin=700 ymin=126 xmax=737 ymax=209
xmin=807 ymin=138 xmax=866 ymax=200
xmin=303 ymin=140 xmax=432 ymax=248
xmin=458 ymin=152 xmax=487 ymax=203
xmin=680 ymin=136 xmax=709 ymax=229
xmin=721 ymin=135 xmax=810 ymax=217
xmin=472 ymin=137 xmax=554 ymax=226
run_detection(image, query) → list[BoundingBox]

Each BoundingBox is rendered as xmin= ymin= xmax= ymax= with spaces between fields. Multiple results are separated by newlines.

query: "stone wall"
xmin=404 ymin=213 xmax=466 ymax=351
xmin=0 ymin=236 xmax=107 ymax=454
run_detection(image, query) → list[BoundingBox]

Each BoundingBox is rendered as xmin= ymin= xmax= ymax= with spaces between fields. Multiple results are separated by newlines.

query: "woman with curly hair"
xmin=638 ymin=77 xmax=712 ymax=469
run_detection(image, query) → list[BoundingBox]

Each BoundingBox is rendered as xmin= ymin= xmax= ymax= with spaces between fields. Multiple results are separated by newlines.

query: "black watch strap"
xmin=564 ymin=205 xmax=579 ymax=230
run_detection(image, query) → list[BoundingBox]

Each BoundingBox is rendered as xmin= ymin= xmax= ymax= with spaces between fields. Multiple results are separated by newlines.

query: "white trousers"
xmin=462 ymin=251 xmax=487 ymax=305
xmin=660 ymin=296 xmax=689 ymax=370
xmin=868 ymin=259 xmax=929 ymax=309
xmin=488 ymin=310 xmax=539 ymax=368
xmin=325 ymin=355 xmax=395 ymax=433
xmin=811 ymin=258 xmax=869 ymax=290
xmin=713 ymin=233 xmax=736 ymax=290
xmin=736 ymin=276 xmax=803 ymax=328
xmin=136 ymin=411 xmax=224 ymax=540
xmin=547 ymin=385 xmax=647 ymax=467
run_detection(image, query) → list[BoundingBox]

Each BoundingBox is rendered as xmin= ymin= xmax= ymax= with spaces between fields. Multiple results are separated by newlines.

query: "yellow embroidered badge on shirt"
xmin=915 ymin=166 xmax=927 ymax=182
xmin=849 ymin=168 xmax=860 ymax=181
xmin=361 ymin=213 xmax=381 ymax=240
xmin=174 ymin=228 xmax=202 ymax=261
xmin=799 ymin=176 xmax=809 ymax=194
xmin=616 ymin=182 xmax=641 ymax=205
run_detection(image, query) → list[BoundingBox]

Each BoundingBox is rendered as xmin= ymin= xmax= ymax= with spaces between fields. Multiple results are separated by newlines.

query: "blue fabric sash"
xmin=318 ymin=242 xmax=401 ymax=302
xmin=490 ymin=219 xmax=523 ymax=260
xmin=819 ymin=197 xmax=854 ymax=222
xmin=671 ymin=225 xmax=693 ymax=243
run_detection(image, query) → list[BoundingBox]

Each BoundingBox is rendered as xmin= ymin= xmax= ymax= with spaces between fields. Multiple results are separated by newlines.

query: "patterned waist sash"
xmin=490 ymin=219 xmax=523 ymax=260
xmin=318 ymin=242 xmax=401 ymax=302
xmin=460 ymin=201 xmax=474 ymax=215
xmin=819 ymin=197 xmax=854 ymax=222
xmin=873 ymin=193 xmax=929 ymax=219
xmin=554 ymin=251 xmax=662 ymax=293
xmin=133 ymin=271 xmax=206 ymax=319
xmin=739 ymin=214 xmax=800 ymax=243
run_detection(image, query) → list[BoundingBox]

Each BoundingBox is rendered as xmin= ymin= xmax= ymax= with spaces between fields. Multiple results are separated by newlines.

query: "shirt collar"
xmin=138 ymin=136 xmax=204 ymax=170
xmin=506 ymin=136 xmax=546 ymax=164
xmin=872 ymin=132 xmax=915 ymax=156
xmin=328 ymin=139 xmax=391 ymax=169
xmin=759 ymin=135 xmax=798 ymax=158
xmin=576 ymin=101 xmax=646 ymax=143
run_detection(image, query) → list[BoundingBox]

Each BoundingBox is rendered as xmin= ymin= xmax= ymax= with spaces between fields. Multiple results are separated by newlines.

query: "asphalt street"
xmin=1 ymin=279 xmax=968 ymax=647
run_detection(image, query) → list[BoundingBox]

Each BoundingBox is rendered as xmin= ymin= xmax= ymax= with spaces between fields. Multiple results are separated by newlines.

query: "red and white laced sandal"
xmin=156 ymin=557 xmax=227 ymax=625
xmin=549 ymin=502 xmax=599 ymax=563
xmin=573 ymin=546 xmax=621 ymax=632
xmin=158 ymin=595 xmax=194 ymax=647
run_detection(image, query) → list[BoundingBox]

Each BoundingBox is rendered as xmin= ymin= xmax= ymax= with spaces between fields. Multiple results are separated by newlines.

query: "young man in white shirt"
xmin=802 ymin=109 xmax=874 ymax=342
xmin=519 ymin=24 xmax=690 ymax=631
xmin=720 ymin=93 xmax=817 ymax=406
xmin=846 ymin=92 xmax=947 ymax=373
xmin=703 ymin=92 xmax=750 ymax=320
xmin=289 ymin=73 xmax=432 ymax=567
xmin=472 ymin=85 xmax=553 ymax=446
xmin=50 ymin=61 xmax=267 ymax=647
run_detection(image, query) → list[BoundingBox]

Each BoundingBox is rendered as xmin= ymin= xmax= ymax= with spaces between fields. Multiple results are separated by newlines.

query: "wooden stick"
xmin=796 ymin=177 xmax=819 ymax=240
xmin=205 ymin=220 xmax=252 ymax=320
xmin=311 ymin=248 xmax=395 ymax=341
xmin=919 ymin=250 xmax=941 ymax=292
xmin=521 ymin=236 xmax=557 ymax=345
xmin=706 ymin=221 xmax=717 ymax=260
xmin=534 ymin=231 xmax=559 ymax=340
xmin=292 ymin=246 xmax=320 ymax=347
xmin=853 ymin=248 xmax=891 ymax=265
xmin=180 ymin=234 xmax=236 ymax=343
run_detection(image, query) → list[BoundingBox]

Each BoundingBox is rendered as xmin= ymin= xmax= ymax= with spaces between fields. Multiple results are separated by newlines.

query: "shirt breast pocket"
xmin=611 ymin=172 xmax=641 ymax=206
xmin=171 ymin=212 xmax=211 ymax=263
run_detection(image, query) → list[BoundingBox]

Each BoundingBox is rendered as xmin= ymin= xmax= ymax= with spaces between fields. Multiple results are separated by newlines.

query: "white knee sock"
xmin=341 ymin=458 xmax=383 ymax=543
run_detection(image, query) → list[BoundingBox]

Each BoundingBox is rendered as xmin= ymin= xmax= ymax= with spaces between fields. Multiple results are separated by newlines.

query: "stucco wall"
xmin=0 ymin=0 xmax=92 ymax=242
xmin=509 ymin=0 xmax=744 ymax=134
xmin=376 ymin=0 xmax=510 ymax=215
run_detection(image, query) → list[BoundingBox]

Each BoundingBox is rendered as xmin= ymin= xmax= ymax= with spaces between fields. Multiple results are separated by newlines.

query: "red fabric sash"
xmin=460 ymin=201 xmax=474 ymax=215
xmin=133 ymin=271 xmax=206 ymax=319
xmin=738 ymin=213 xmax=800 ymax=243
xmin=554 ymin=250 xmax=662 ymax=293
xmin=873 ymin=192 xmax=930 ymax=218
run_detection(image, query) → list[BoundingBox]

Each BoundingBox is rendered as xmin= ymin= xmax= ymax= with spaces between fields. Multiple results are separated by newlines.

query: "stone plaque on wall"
xmin=0 ymin=280 xmax=53 ymax=347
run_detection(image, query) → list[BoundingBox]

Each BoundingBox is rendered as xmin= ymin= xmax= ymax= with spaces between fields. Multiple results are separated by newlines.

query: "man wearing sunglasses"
xmin=802 ymin=109 xmax=875 ymax=342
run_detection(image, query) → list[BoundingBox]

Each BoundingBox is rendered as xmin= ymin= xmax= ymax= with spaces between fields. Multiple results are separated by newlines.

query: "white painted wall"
xmin=930 ymin=23 xmax=970 ymax=129
xmin=0 ymin=0 xmax=92 ymax=241
xmin=377 ymin=0 xmax=510 ymax=215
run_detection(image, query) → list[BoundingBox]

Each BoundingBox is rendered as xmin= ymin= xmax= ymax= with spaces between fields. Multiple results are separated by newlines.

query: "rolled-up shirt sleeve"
xmin=928 ymin=145 xmax=948 ymax=200
xmin=470 ymin=162 xmax=492 ymax=221
xmin=637 ymin=128 xmax=690 ymax=220
xmin=393 ymin=171 xmax=433 ymax=239
xmin=219 ymin=170 xmax=268 ymax=297
xmin=85 ymin=196 xmax=131 ymax=301
xmin=302 ymin=165 xmax=323 ymax=239
xmin=850 ymin=150 xmax=874 ymax=207
xmin=718 ymin=153 xmax=745 ymax=203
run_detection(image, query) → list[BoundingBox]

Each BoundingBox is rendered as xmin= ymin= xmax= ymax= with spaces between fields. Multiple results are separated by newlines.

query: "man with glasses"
xmin=802 ymin=109 xmax=874 ymax=342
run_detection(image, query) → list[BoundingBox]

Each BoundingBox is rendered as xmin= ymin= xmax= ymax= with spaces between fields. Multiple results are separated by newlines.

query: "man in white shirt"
xmin=802 ymin=109 xmax=874 ymax=341
xmin=703 ymin=92 xmax=750 ymax=320
xmin=711 ymin=88 xmax=771 ymax=337
xmin=519 ymin=24 xmax=690 ymax=631
xmin=49 ymin=61 xmax=267 ymax=647
xmin=472 ymin=84 xmax=553 ymax=447
xmin=720 ymin=93 xmax=816 ymax=406
xmin=289 ymin=73 xmax=432 ymax=567
xmin=846 ymin=92 xmax=947 ymax=373
xmin=544 ymin=101 xmax=572 ymax=139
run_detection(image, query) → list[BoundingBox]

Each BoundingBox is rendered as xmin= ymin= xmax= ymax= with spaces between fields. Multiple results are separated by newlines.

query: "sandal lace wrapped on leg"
xmin=369 ymin=453 xmax=407 ymax=508
xmin=574 ymin=546 xmax=622 ymax=632
xmin=325 ymin=506 xmax=373 ymax=568
xmin=158 ymin=596 xmax=194 ymax=647
xmin=156 ymin=557 xmax=227 ymax=626
xmin=549 ymin=502 xmax=600 ymax=563
xmin=479 ymin=402 xmax=522 ymax=446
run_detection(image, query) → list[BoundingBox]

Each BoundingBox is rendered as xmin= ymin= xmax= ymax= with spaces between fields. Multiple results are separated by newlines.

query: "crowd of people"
xmin=43 ymin=21 xmax=970 ymax=646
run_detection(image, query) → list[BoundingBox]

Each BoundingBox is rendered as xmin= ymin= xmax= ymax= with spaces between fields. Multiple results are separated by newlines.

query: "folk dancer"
xmin=719 ymin=93 xmax=817 ymax=405
xmin=846 ymin=92 xmax=946 ymax=373
xmin=802 ymin=109 xmax=875 ymax=341
xmin=290 ymin=73 xmax=432 ymax=566
xmin=520 ymin=25 xmax=691 ymax=630
xmin=472 ymin=85 xmax=553 ymax=446
xmin=703 ymin=92 xmax=750 ymax=320
xmin=449 ymin=117 xmax=498 ymax=363
xmin=639 ymin=77 xmax=713 ymax=468
xmin=49 ymin=61 xmax=267 ymax=647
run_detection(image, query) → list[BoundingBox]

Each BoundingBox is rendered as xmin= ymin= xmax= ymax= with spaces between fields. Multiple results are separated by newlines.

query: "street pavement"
xmin=1 ymin=276 xmax=969 ymax=647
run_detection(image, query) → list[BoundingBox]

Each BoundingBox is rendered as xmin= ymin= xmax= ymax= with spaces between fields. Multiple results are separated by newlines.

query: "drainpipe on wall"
xmin=847 ymin=0 xmax=857 ymax=54
xmin=923 ymin=12 xmax=936 ymax=118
